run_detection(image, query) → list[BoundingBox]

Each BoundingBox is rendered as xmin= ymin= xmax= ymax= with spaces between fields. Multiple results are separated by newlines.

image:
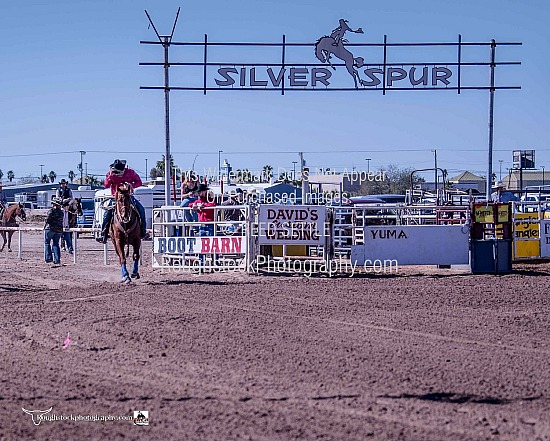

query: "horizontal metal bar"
xmin=140 ymin=40 xmax=522 ymax=47
xmin=139 ymin=61 xmax=522 ymax=67
xmin=141 ymin=86 xmax=521 ymax=91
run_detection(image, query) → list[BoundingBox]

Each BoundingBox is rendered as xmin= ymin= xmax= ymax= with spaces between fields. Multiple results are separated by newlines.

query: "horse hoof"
xmin=131 ymin=273 xmax=140 ymax=279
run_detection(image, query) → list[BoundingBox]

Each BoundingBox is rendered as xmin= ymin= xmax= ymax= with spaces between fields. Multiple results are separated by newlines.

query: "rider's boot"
xmin=95 ymin=223 xmax=109 ymax=244
xmin=141 ymin=223 xmax=150 ymax=240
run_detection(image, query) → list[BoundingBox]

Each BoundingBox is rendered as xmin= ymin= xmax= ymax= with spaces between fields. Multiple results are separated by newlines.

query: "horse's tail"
xmin=314 ymin=36 xmax=329 ymax=63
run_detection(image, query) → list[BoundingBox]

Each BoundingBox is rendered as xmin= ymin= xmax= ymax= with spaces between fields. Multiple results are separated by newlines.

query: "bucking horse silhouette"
xmin=315 ymin=19 xmax=366 ymax=89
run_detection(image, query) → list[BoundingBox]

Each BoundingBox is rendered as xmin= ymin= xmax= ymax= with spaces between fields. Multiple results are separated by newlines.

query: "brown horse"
xmin=111 ymin=183 xmax=141 ymax=283
xmin=0 ymin=203 xmax=27 ymax=252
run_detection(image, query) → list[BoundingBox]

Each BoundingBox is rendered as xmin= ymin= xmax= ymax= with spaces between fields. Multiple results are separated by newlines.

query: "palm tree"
xmin=85 ymin=175 xmax=102 ymax=186
xmin=41 ymin=174 xmax=49 ymax=183
xmin=48 ymin=171 xmax=57 ymax=183
xmin=7 ymin=170 xmax=14 ymax=182
xmin=68 ymin=170 xmax=75 ymax=183
xmin=261 ymin=165 xmax=273 ymax=183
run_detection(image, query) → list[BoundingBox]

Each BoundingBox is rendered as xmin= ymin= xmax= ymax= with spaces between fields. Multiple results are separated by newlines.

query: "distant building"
xmin=448 ymin=171 xmax=486 ymax=193
xmin=307 ymin=173 xmax=361 ymax=194
xmin=502 ymin=170 xmax=547 ymax=190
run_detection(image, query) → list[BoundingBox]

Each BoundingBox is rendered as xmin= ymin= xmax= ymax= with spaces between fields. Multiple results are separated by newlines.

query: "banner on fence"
xmin=513 ymin=213 xmax=540 ymax=259
xmin=154 ymin=236 xmax=246 ymax=255
xmin=351 ymin=225 xmax=469 ymax=265
xmin=540 ymin=220 xmax=550 ymax=258
xmin=257 ymin=205 xmax=326 ymax=245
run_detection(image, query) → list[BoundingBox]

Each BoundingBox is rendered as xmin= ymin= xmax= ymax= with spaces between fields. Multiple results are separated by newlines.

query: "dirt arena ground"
xmin=1 ymin=216 xmax=549 ymax=440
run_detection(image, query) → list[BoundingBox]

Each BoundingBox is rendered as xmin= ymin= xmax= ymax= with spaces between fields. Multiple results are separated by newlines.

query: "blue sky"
xmin=1 ymin=0 xmax=548 ymax=184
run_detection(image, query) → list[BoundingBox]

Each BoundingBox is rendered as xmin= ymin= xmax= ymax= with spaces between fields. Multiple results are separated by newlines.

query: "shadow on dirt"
xmin=145 ymin=280 xmax=255 ymax=287
xmin=381 ymin=391 xmax=542 ymax=405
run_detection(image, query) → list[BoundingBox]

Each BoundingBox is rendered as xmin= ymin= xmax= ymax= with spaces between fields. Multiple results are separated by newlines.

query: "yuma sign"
xmin=140 ymin=18 xmax=520 ymax=94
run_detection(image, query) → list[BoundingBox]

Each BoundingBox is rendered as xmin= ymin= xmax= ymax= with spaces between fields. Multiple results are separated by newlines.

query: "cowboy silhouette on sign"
xmin=315 ymin=19 xmax=366 ymax=89
xmin=330 ymin=19 xmax=363 ymax=47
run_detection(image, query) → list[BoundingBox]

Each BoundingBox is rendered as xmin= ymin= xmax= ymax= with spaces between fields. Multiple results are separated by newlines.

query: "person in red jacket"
xmin=96 ymin=159 xmax=148 ymax=243
xmin=190 ymin=183 xmax=216 ymax=237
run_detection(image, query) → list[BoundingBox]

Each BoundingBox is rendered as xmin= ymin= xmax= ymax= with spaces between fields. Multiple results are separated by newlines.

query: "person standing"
xmin=44 ymin=197 xmax=64 ymax=265
xmin=61 ymin=199 xmax=74 ymax=254
xmin=56 ymin=179 xmax=73 ymax=200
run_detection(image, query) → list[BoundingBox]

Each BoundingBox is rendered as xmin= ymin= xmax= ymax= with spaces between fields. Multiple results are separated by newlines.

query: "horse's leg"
xmin=0 ymin=231 xmax=5 ymax=252
xmin=7 ymin=231 xmax=14 ymax=252
xmin=131 ymin=240 xmax=140 ymax=279
xmin=115 ymin=235 xmax=131 ymax=283
xmin=343 ymin=59 xmax=360 ymax=89
xmin=325 ymin=51 xmax=336 ymax=70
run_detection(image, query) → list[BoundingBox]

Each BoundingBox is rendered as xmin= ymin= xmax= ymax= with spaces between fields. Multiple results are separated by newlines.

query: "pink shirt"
xmin=104 ymin=168 xmax=143 ymax=195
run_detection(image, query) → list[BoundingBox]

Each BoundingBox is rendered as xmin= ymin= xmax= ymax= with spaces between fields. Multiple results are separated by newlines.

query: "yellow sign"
xmin=473 ymin=204 xmax=493 ymax=223
xmin=514 ymin=213 xmax=540 ymax=258
xmin=497 ymin=204 xmax=510 ymax=223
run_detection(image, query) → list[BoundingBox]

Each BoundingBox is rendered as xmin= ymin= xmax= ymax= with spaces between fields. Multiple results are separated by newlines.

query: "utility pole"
xmin=486 ymin=39 xmax=496 ymax=199
xmin=144 ymin=8 xmax=180 ymax=206
xmin=218 ymin=150 xmax=223 ymax=184
xmin=499 ymin=160 xmax=503 ymax=181
xmin=365 ymin=158 xmax=371 ymax=174
xmin=39 ymin=164 xmax=44 ymax=182
xmin=292 ymin=161 xmax=297 ymax=181
xmin=79 ymin=151 xmax=86 ymax=184
xmin=85 ymin=163 xmax=88 ymax=183
xmin=145 ymin=158 xmax=148 ymax=181
xmin=542 ymin=166 xmax=545 ymax=188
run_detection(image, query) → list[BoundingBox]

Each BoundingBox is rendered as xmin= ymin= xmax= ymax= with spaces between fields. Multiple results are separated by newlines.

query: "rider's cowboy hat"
xmin=492 ymin=181 xmax=505 ymax=189
xmin=110 ymin=159 xmax=127 ymax=174
xmin=59 ymin=179 xmax=68 ymax=185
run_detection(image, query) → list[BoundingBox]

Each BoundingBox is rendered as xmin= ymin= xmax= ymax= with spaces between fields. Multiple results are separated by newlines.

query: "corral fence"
xmin=5 ymin=201 xmax=550 ymax=271
xmin=0 ymin=226 xmax=144 ymax=265
xmin=151 ymin=203 xmax=472 ymax=275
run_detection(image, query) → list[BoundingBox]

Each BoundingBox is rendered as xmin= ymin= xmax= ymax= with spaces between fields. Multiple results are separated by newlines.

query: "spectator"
xmin=221 ymin=188 xmax=245 ymax=221
xmin=44 ymin=197 xmax=64 ymax=265
xmin=191 ymin=184 xmax=216 ymax=237
xmin=491 ymin=182 xmax=520 ymax=203
xmin=180 ymin=172 xmax=199 ymax=223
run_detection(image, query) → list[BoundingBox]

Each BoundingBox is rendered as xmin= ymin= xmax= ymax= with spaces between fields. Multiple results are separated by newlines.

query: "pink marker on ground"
xmin=62 ymin=332 xmax=71 ymax=349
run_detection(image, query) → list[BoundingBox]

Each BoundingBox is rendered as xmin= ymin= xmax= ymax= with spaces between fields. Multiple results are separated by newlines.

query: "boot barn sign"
xmin=140 ymin=19 xmax=521 ymax=94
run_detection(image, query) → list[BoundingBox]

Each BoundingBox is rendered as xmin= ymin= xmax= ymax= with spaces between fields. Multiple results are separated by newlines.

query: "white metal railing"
xmin=152 ymin=205 xmax=250 ymax=272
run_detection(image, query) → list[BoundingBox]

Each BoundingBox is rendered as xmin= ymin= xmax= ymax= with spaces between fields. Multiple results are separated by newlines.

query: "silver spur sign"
xmin=140 ymin=18 xmax=520 ymax=94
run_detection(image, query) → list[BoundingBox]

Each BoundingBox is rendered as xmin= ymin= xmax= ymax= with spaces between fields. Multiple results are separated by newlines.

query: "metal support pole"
xmin=163 ymin=36 xmax=172 ymax=207
xmin=486 ymin=39 xmax=496 ymax=200
xmin=18 ymin=230 xmax=22 ymax=260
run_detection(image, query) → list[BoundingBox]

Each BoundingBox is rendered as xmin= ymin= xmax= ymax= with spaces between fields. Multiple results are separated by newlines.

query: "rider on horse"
xmin=330 ymin=19 xmax=363 ymax=47
xmin=96 ymin=159 xmax=148 ymax=243
xmin=56 ymin=179 xmax=73 ymax=200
